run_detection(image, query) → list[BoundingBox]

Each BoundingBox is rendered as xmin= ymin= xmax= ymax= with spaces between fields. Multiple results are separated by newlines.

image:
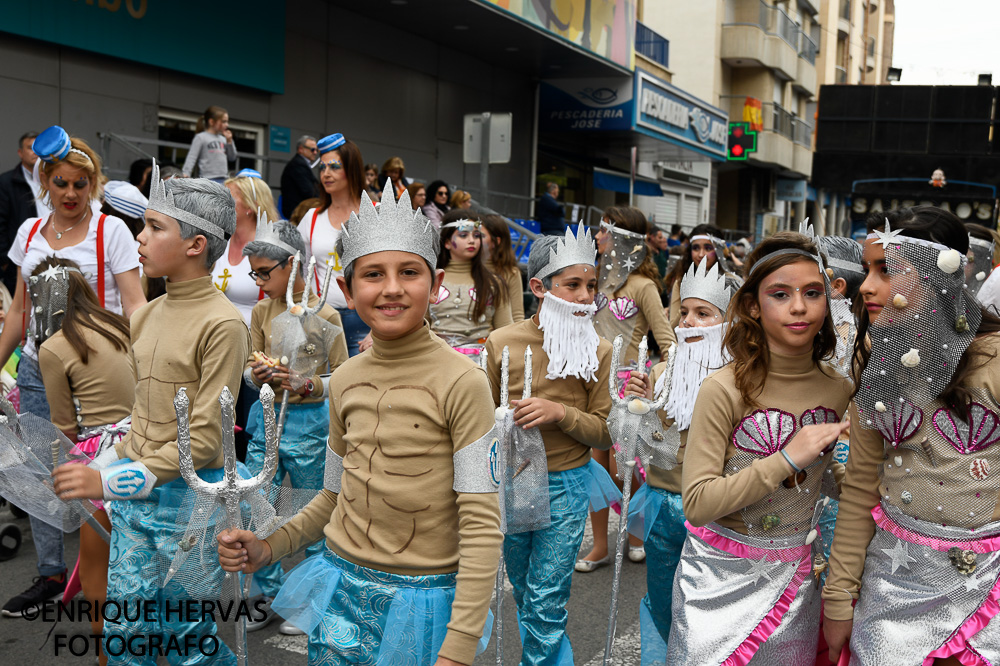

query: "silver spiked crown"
xmin=147 ymin=160 xmax=229 ymax=241
xmin=253 ymin=207 xmax=298 ymax=257
xmin=340 ymin=180 xmax=437 ymax=269
xmin=534 ymin=223 xmax=597 ymax=280
xmin=679 ymin=257 xmax=732 ymax=313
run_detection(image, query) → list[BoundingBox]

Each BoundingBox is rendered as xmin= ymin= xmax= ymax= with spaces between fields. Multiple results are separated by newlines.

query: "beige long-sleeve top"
xmin=488 ymin=261 xmax=524 ymax=323
xmin=484 ymin=316 xmax=613 ymax=472
xmin=602 ymin=273 xmax=676 ymax=365
xmin=264 ymin=323 xmax=501 ymax=664
xmin=39 ymin=322 xmax=135 ymax=437
xmin=115 ymin=276 xmax=250 ymax=484
xmin=245 ymin=290 xmax=348 ymax=404
xmin=668 ymin=280 xmax=682 ymax=329
xmin=823 ymin=332 xmax=1000 ymax=621
xmin=429 ymin=260 xmax=513 ymax=346
xmin=682 ymin=350 xmax=853 ymax=533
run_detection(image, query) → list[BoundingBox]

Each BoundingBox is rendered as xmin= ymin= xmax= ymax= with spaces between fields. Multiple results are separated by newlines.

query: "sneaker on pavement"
xmin=2 ymin=574 xmax=66 ymax=618
xmin=279 ymin=620 xmax=306 ymax=636
xmin=245 ymin=596 xmax=277 ymax=633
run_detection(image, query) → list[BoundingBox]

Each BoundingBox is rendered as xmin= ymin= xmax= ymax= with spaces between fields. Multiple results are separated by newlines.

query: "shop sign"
xmin=635 ymin=71 xmax=728 ymax=158
xmin=540 ymin=78 xmax=634 ymax=132
xmin=776 ymin=178 xmax=807 ymax=202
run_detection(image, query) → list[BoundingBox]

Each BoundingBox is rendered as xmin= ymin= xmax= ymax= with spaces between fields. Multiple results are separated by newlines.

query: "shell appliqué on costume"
xmin=799 ymin=407 xmax=840 ymax=427
xmin=468 ymin=287 xmax=493 ymax=306
xmin=594 ymin=293 xmax=608 ymax=312
xmin=872 ymin=401 xmax=923 ymax=449
xmin=432 ymin=285 xmax=451 ymax=305
xmin=608 ymin=297 xmax=638 ymax=321
xmin=932 ymin=402 xmax=1000 ymax=455
xmin=732 ymin=409 xmax=797 ymax=456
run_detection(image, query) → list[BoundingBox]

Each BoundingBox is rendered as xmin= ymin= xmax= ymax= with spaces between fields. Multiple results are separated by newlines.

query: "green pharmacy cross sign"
xmin=728 ymin=122 xmax=758 ymax=161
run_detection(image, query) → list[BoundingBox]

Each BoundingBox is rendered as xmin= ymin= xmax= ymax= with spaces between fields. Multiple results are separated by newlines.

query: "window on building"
xmin=158 ymin=109 xmax=264 ymax=176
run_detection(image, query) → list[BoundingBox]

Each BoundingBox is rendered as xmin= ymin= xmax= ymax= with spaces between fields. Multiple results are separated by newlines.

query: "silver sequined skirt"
xmin=666 ymin=522 xmax=819 ymax=666
xmin=850 ymin=503 xmax=1000 ymax=665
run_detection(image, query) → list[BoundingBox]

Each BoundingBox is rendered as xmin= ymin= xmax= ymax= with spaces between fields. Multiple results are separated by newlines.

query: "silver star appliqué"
xmin=622 ymin=257 xmax=636 ymax=271
xmin=872 ymin=218 xmax=904 ymax=248
xmin=963 ymin=574 xmax=986 ymax=593
xmin=746 ymin=555 xmax=780 ymax=585
xmin=881 ymin=538 xmax=916 ymax=574
xmin=40 ymin=265 xmax=63 ymax=282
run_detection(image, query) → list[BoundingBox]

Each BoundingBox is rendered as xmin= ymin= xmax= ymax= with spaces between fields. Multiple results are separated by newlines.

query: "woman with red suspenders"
xmin=0 ymin=126 xmax=145 ymax=620
xmin=296 ymin=133 xmax=370 ymax=356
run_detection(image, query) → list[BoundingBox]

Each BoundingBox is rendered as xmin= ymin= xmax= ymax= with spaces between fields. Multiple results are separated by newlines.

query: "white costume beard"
xmin=537 ymin=292 xmax=601 ymax=382
xmin=659 ymin=323 xmax=730 ymax=431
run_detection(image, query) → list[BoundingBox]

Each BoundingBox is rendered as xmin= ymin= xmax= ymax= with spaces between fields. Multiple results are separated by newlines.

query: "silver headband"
xmin=147 ymin=160 xmax=229 ymax=241
xmin=747 ymin=248 xmax=821 ymax=276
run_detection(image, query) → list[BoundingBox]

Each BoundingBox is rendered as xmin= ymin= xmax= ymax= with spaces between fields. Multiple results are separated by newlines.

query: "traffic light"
xmin=728 ymin=122 xmax=758 ymax=161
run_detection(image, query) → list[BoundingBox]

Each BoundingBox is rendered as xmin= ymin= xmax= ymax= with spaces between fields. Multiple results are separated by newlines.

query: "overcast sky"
xmin=892 ymin=0 xmax=1000 ymax=85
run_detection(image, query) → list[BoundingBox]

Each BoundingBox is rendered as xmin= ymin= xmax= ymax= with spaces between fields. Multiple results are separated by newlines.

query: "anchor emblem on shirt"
xmin=215 ymin=268 xmax=232 ymax=292
xmin=327 ymin=251 xmax=342 ymax=272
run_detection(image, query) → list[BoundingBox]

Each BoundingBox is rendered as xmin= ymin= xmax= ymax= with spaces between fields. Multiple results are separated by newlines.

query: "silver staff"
xmin=603 ymin=335 xmax=671 ymax=666
xmin=174 ymin=384 xmax=278 ymax=666
xmin=276 ymin=253 xmax=334 ymax=443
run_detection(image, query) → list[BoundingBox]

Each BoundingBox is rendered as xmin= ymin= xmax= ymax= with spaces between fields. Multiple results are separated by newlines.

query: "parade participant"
xmin=299 ymin=133 xmax=370 ymax=356
xmin=824 ymin=207 xmax=1000 ymax=665
xmin=52 ymin=163 xmax=249 ymax=665
xmin=181 ymin=105 xmax=236 ymax=182
xmin=578 ymin=206 xmax=675 ymax=571
xmin=0 ymin=126 xmax=144 ymax=620
xmin=484 ymin=227 xmax=620 ymax=666
xmin=667 ymin=231 xmax=852 ymax=664
xmin=481 ymin=214 xmax=525 ymax=322
xmin=429 ymin=210 xmax=512 ymax=363
xmin=664 ymin=224 xmax=721 ymax=326
xmin=34 ymin=257 xmax=134 ymax=663
xmin=217 ymin=180 xmax=501 ymax=666
xmin=241 ymin=218 xmax=348 ymax=631
xmin=622 ymin=258 xmax=734 ymax=660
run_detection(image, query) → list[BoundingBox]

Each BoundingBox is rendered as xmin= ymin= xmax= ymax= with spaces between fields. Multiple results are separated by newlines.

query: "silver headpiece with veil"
xmin=857 ymin=220 xmax=982 ymax=433
xmin=594 ymin=221 xmax=648 ymax=364
xmin=28 ymin=264 xmax=82 ymax=345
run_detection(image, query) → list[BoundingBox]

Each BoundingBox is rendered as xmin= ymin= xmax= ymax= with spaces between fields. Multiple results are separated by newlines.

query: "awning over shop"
xmin=593 ymin=167 xmax=663 ymax=196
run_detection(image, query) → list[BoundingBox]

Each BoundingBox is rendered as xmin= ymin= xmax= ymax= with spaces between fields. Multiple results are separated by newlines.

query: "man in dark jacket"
xmin=0 ymin=132 xmax=39 ymax=293
xmin=280 ymin=135 xmax=319 ymax=219
xmin=536 ymin=182 xmax=566 ymax=235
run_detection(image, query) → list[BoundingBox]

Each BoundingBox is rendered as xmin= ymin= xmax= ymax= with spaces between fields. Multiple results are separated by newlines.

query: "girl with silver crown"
xmin=620 ymin=257 xmax=735 ymax=662
xmin=429 ymin=210 xmax=512 ymax=363
xmin=579 ymin=207 xmax=675 ymax=570
xmin=824 ymin=207 xmax=1000 ymax=666
xmin=669 ymin=231 xmax=852 ymax=665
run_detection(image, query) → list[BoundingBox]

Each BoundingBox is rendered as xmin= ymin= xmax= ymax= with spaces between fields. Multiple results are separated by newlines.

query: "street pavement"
xmin=0 ymin=503 xmax=648 ymax=664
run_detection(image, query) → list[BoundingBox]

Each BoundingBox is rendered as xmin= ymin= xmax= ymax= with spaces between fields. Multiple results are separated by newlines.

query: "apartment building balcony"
xmin=722 ymin=0 xmax=814 ymax=86
xmin=835 ymin=65 xmax=848 ymax=83
xmin=721 ymin=95 xmax=813 ymax=177
xmin=795 ymin=32 xmax=818 ymax=93
xmin=866 ymin=35 xmax=876 ymax=72
xmin=838 ymin=0 xmax=851 ymax=35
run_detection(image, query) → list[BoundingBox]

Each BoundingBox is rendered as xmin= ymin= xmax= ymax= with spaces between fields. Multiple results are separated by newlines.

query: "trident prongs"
xmin=174 ymin=385 xmax=278 ymax=666
xmin=307 ymin=258 xmax=335 ymax=315
xmin=500 ymin=346 xmax=510 ymax=408
xmin=284 ymin=252 xmax=301 ymax=307
xmin=522 ymin=346 xmax=533 ymax=400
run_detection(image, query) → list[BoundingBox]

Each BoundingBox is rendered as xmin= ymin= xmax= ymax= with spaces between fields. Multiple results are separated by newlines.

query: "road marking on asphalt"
xmin=580 ymin=621 xmax=641 ymax=666
xmin=264 ymin=634 xmax=308 ymax=655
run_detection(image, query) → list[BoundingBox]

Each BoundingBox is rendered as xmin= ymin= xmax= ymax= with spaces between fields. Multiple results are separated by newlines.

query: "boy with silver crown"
xmin=484 ymin=224 xmax=621 ymax=666
xmin=217 ymin=181 xmax=500 ymax=666
xmin=622 ymin=257 xmax=734 ymax=662
xmin=53 ymin=164 xmax=250 ymax=664
xmin=240 ymin=216 xmax=349 ymax=631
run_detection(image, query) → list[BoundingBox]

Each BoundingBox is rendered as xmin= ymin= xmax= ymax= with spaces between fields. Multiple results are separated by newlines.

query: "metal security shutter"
xmin=655 ymin=192 xmax=679 ymax=228
xmin=682 ymin=196 xmax=701 ymax=226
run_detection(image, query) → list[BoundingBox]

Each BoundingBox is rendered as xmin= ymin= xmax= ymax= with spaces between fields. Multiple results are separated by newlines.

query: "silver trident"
xmin=275 ymin=252 xmax=334 ymax=443
xmin=174 ymin=384 xmax=278 ymax=666
xmin=479 ymin=347 xmax=506 ymax=666
xmin=603 ymin=335 xmax=673 ymax=666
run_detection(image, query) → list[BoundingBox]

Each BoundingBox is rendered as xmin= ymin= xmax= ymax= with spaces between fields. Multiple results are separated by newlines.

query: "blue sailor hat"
xmin=104 ymin=181 xmax=148 ymax=219
xmin=316 ymin=133 xmax=345 ymax=155
xmin=236 ymin=168 xmax=263 ymax=179
xmin=33 ymin=126 xmax=73 ymax=163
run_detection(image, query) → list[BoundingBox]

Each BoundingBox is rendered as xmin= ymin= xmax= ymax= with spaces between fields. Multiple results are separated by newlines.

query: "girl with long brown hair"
xmin=577 ymin=206 xmax=676 ymax=570
xmin=429 ymin=210 xmax=511 ymax=363
xmin=667 ymin=231 xmax=852 ymax=663
xmin=664 ymin=223 xmax=733 ymax=328
xmin=824 ymin=207 xmax=1000 ymax=665
xmin=481 ymin=214 xmax=525 ymax=322
xmin=35 ymin=257 xmax=135 ymax=664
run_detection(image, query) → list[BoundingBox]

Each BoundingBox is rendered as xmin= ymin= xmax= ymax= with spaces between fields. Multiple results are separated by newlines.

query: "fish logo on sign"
xmin=107 ymin=468 xmax=147 ymax=497
xmin=578 ymin=87 xmax=619 ymax=105
xmin=489 ymin=438 xmax=501 ymax=487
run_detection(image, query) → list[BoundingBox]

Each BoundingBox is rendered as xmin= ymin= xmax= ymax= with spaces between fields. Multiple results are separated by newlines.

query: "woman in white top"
xmin=298 ymin=133 xmax=370 ymax=356
xmin=0 ymin=127 xmax=143 ymax=611
xmin=214 ymin=172 xmax=280 ymax=325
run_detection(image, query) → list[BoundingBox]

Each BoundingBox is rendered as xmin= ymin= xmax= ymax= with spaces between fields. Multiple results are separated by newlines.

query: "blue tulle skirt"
xmin=627 ymin=482 xmax=665 ymax=541
xmin=564 ymin=458 xmax=622 ymax=512
xmin=271 ymin=549 xmax=493 ymax=665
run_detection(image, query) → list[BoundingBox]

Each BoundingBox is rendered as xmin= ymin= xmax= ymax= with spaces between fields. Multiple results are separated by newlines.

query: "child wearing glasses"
xmin=299 ymin=133 xmax=370 ymax=355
